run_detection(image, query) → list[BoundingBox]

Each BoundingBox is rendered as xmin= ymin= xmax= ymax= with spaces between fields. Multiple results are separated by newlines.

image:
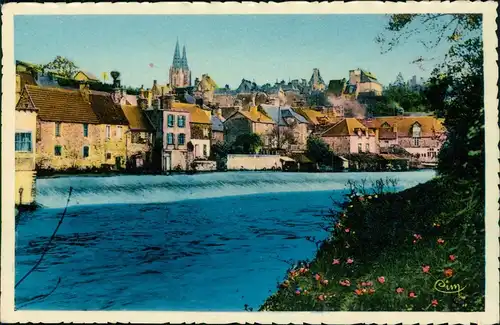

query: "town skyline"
xmin=14 ymin=14 xmax=451 ymax=88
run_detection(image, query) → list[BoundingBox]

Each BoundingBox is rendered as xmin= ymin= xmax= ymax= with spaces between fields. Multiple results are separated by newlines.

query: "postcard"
xmin=1 ymin=1 xmax=499 ymax=324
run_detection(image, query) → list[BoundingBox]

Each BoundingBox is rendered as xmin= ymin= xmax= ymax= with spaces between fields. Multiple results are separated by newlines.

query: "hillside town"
xmin=14 ymin=40 xmax=446 ymax=206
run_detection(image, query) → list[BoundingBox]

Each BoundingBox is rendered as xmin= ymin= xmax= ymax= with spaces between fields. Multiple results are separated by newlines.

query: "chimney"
xmin=138 ymin=97 xmax=148 ymax=110
xmin=250 ymin=106 xmax=258 ymax=115
xmin=162 ymin=94 xmax=174 ymax=111
xmin=216 ymin=108 xmax=222 ymax=118
xmin=79 ymin=82 xmax=91 ymax=103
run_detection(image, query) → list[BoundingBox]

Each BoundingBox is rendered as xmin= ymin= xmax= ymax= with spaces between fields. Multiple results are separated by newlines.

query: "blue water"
xmin=15 ymin=171 xmax=435 ymax=311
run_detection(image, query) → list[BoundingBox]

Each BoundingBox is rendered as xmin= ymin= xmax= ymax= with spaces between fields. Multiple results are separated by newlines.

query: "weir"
xmin=35 ymin=170 xmax=436 ymax=209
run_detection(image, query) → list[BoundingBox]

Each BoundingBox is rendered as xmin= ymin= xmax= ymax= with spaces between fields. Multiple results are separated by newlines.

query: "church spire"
xmin=172 ymin=39 xmax=182 ymax=68
xmin=181 ymin=45 xmax=189 ymax=70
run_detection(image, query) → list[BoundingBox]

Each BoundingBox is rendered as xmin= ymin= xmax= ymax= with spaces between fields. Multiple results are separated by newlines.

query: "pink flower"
xmin=377 ymin=276 xmax=386 ymax=284
xmin=368 ymin=288 xmax=375 ymax=294
xmin=408 ymin=291 xmax=417 ymax=298
xmin=345 ymin=228 xmax=350 ymax=233
xmin=361 ymin=282 xmax=367 ymax=287
xmin=346 ymin=258 xmax=354 ymax=264
xmin=295 ymin=290 xmax=301 ymax=295
xmin=413 ymin=234 xmax=422 ymax=240
xmin=314 ymin=274 xmax=321 ymax=281
xmin=437 ymin=238 xmax=445 ymax=245
xmin=449 ymin=254 xmax=456 ymax=261
xmin=412 ymin=240 xmax=417 ymax=244
xmin=366 ymin=281 xmax=373 ymax=286
xmin=322 ymin=279 xmax=329 ymax=285
xmin=299 ymin=267 xmax=305 ymax=274
xmin=422 ymin=265 xmax=430 ymax=273
xmin=396 ymin=287 xmax=404 ymax=294
xmin=317 ymin=294 xmax=325 ymax=301
xmin=332 ymin=259 xmax=340 ymax=265
xmin=431 ymin=299 xmax=438 ymax=306
xmin=359 ymin=196 xmax=365 ymax=201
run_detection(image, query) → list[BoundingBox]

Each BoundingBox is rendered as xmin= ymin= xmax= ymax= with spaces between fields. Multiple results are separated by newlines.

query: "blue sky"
xmin=15 ymin=14 xmax=452 ymax=89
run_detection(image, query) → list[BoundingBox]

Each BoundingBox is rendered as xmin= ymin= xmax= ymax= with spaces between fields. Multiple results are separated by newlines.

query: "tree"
xmin=268 ymin=126 xmax=297 ymax=150
xmin=306 ymin=136 xmax=332 ymax=165
xmin=42 ymin=56 xmax=79 ymax=78
xmin=231 ymin=133 xmax=263 ymax=154
xmin=377 ymin=14 xmax=483 ymax=181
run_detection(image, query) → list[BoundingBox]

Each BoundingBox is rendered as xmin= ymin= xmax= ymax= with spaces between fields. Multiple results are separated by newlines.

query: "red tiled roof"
xmin=23 ymin=85 xmax=100 ymax=124
xmin=89 ymin=92 xmax=129 ymax=125
xmin=21 ymin=85 xmax=129 ymax=125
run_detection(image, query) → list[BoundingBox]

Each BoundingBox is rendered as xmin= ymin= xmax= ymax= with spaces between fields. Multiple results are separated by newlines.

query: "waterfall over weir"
xmin=36 ymin=171 xmax=436 ymax=209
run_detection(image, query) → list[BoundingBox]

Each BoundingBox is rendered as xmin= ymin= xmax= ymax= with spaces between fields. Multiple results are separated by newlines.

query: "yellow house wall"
xmin=36 ymin=121 xmax=127 ymax=170
xmin=15 ymin=110 xmax=37 ymax=205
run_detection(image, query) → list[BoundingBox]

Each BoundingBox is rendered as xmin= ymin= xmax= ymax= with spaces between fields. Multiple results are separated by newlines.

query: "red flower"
xmin=444 ymin=268 xmax=454 ymax=278
xmin=368 ymin=288 xmax=375 ymax=294
xmin=332 ymin=259 xmax=340 ymax=265
xmin=437 ymin=238 xmax=445 ymax=245
xmin=377 ymin=276 xmax=386 ymax=284
xmin=396 ymin=287 xmax=404 ymax=294
xmin=345 ymin=228 xmax=350 ymax=233
xmin=354 ymin=289 xmax=363 ymax=296
xmin=339 ymin=279 xmax=351 ymax=287
xmin=413 ymin=234 xmax=422 ymax=240
xmin=346 ymin=258 xmax=354 ymax=264
xmin=449 ymin=254 xmax=456 ymax=261
xmin=422 ymin=265 xmax=430 ymax=273
xmin=314 ymin=274 xmax=321 ymax=281
xmin=359 ymin=196 xmax=365 ymax=201
xmin=408 ymin=291 xmax=417 ymax=298
xmin=299 ymin=267 xmax=305 ymax=274
xmin=431 ymin=299 xmax=438 ymax=306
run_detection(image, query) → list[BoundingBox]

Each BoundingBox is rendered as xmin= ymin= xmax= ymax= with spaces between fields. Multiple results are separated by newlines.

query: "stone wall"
xmin=227 ymin=154 xmax=282 ymax=171
xmin=36 ymin=121 xmax=127 ymax=170
xmin=193 ymin=160 xmax=216 ymax=171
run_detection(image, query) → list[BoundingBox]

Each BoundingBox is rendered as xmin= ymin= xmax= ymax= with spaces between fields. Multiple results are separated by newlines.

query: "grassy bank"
xmin=260 ymin=176 xmax=485 ymax=311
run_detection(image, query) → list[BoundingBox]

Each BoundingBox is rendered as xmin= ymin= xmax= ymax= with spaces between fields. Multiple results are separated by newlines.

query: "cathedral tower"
xmin=169 ymin=39 xmax=191 ymax=88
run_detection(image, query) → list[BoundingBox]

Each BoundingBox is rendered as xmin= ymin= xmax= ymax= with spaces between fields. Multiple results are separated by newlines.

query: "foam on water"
xmin=36 ymin=170 xmax=436 ymax=209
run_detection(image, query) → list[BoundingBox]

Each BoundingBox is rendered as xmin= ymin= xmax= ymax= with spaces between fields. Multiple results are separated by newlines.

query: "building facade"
xmin=321 ymin=118 xmax=379 ymax=155
xmin=18 ymin=84 xmax=130 ymax=171
xmin=224 ymin=106 xmax=276 ymax=149
xmin=121 ymin=104 xmax=154 ymax=169
xmin=372 ymin=116 xmax=446 ymax=164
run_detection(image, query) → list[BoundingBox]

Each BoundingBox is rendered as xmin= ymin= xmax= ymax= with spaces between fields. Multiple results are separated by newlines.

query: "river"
xmin=15 ymin=170 xmax=435 ymax=311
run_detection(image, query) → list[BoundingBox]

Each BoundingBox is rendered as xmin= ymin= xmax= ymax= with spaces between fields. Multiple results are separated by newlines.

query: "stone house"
xmin=321 ymin=118 xmax=379 ymax=155
xmin=369 ymin=116 xmax=446 ymax=164
xmin=224 ymin=106 xmax=276 ymax=150
xmin=258 ymin=104 xmax=310 ymax=151
xmin=18 ymin=84 xmax=129 ymax=170
xmin=121 ymin=104 xmax=154 ymax=168
xmin=348 ymin=69 xmax=383 ymax=96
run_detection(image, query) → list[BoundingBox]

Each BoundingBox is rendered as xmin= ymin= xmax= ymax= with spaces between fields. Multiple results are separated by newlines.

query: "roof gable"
xmin=322 ymin=118 xmax=367 ymax=137
xmin=16 ymin=88 xmax=38 ymax=111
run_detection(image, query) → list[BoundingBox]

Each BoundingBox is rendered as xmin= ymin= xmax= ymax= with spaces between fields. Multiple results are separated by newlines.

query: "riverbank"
xmin=260 ymin=176 xmax=485 ymax=311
